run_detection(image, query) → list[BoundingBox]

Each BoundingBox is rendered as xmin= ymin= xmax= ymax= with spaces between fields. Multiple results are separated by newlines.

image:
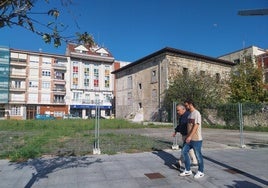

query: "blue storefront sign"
xmin=70 ymin=105 xmax=111 ymax=109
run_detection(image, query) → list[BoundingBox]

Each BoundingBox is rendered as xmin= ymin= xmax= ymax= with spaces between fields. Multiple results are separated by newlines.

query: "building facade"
xmin=0 ymin=44 xmax=129 ymax=120
xmin=0 ymin=47 xmax=10 ymax=119
xmin=218 ymin=46 xmax=266 ymax=65
xmin=8 ymin=49 xmax=68 ymax=120
xmin=112 ymin=47 xmax=235 ymax=122
xmin=65 ymin=43 xmax=115 ymax=119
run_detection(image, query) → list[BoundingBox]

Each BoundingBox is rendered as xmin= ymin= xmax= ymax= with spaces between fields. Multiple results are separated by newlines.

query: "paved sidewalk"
xmin=0 ymin=147 xmax=267 ymax=188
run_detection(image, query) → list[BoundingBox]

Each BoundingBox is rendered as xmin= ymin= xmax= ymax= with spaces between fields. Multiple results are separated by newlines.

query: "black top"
xmin=174 ymin=110 xmax=190 ymax=136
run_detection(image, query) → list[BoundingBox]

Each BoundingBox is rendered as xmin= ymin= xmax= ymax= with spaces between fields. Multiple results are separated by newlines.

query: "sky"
xmin=1 ymin=0 xmax=268 ymax=62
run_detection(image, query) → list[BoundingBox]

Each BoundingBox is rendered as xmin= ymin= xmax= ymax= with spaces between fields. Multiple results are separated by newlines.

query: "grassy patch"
xmin=0 ymin=119 xmax=171 ymax=162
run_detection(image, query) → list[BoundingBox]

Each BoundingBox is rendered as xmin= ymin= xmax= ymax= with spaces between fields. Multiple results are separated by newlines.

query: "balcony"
xmin=10 ymin=72 xmax=27 ymax=79
xmin=53 ymin=88 xmax=66 ymax=95
xmin=9 ymin=86 xmax=26 ymax=92
xmin=53 ymin=63 xmax=67 ymax=70
xmin=10 ymin=59 xmax=27 ymax=67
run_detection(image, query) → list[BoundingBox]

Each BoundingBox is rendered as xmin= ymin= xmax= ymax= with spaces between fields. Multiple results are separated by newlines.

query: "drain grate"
xmin=144 ymin=172 xmax=165 ymax=179
xmin=224 ymin=168 xmax=245 ymax=174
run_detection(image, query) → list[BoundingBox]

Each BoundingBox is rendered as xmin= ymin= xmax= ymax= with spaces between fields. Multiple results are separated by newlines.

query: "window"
xmin=55 ymin=71 xmax=64 ymax=80
xmin=104 ymin=66 xmax=110 ymax=88
xmin=138 ymin=83 xmax=142 ymax=89
xmin=42 ymin=70 xmax=51 ymax=77
xmin=84 ymin=78 xmax=90 ymax=87
xmin=151 ymin=70 xmax=157 ymax=83
xmin=54 ymin=95 xmax=65 ymax=103
xmin=127 ymin=76 xmax=132 ymax=89
xmin=73 ymin=92 xmax=82 ymax=101
xmin=14 ymin=81 xmax=21 ymax=88
xmin=42 ymin=81 xmax=50 ymax=89
xmin=183 ymin=68 xmax=189 ymax=78
xmin=29 ymin=81 xmax=38 ymax=88
xmin=94 ymin=65 xmax=99 ymax=87
xmin=84 ymin=67 xmax=90 ymax=76
xmin=215 ymin=73 xmax=220 ymax=83
xmin=233 ymin=59 xmax=240 ymax=64
xmin=11 ymin=105 xmax=20 ymax=116
xmin=42 ymin=57 xmax=51 ymax=64
xmin=73 ymin=65 xmax=79 ymax=86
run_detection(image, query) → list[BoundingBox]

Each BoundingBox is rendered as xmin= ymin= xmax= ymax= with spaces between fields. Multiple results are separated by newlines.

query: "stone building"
xmin=112 ymin=47 xmax=234 ymax=122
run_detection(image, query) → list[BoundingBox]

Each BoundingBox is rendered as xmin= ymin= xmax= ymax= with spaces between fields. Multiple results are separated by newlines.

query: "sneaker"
xmin=179 ymin=170 xmax=192 ymax=176
xmin=194 ymin=171 xmax=204 ymax=179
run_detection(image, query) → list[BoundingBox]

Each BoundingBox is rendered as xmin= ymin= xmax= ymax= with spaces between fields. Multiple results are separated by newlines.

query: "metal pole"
xmin=172 ymin=101 xmax=179 ymax=150
xmin=238 ymin=103 xmax=245 ymax=148
xmin=93 ymin=100 xmax=101 ymax=154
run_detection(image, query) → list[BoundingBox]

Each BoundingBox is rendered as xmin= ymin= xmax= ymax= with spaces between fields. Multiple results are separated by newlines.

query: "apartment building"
xmin=112 ymin=47 xmax=235 ymax=122
xmin=65 ymin=43 xmax=115 ymax=119
xmin=0 ymin=47 xmax=68 ymax=120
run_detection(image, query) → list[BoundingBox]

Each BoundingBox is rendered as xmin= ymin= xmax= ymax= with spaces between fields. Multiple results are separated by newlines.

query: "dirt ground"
xmin=111 ymin=127 xmax=268 ymax=150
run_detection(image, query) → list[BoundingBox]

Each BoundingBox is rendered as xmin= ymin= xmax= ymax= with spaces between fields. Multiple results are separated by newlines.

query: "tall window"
xmin=215 ymin=73 xmax=220 ymax=83
xmin=151 ymin=69 xmax=157 ymax=83
xmin=84 ymin=78 xmax=90 ymax=87
xmin=183 ymin=68 xmax=189 ymax=78
xmin=94 ymin=65 xmax=99 ymax=87
xmin=14 ymin=81 xmax=21 ymax=88
xmin=104 ymin=66 xmax=110 ymax=88
xmin=73 ymin=92 xmax=82 ymax=101
xmin=127 ymin=76 xmax=132 ymax=89
xmin=84 ymin=67 xmax=90 ymax=76
xmin=73 ymin=62 xmax=79 ymax=87
xmin=84 ymin=65 xmax=90 ymax=87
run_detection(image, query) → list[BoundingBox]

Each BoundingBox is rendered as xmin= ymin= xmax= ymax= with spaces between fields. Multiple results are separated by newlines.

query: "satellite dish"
xmin=238 ymin=8 xmax=268 ymax=16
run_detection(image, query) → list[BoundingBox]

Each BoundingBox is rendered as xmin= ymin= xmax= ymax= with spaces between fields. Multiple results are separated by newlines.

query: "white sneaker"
xmin=194 ymin=171 xmax=204 ymax=179
xmin=179 ymin=170 xmax=192 ymax=176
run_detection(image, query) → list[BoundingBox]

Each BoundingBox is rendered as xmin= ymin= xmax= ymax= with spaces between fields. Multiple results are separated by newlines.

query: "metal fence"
xmin=171 ymin=102 xmax=268 ymax=148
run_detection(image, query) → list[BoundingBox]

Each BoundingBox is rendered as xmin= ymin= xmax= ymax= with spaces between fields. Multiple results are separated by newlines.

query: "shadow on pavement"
xmin=13 ymin=156 xmax=103 ymax=188
xmin=152 ymin=150 xmax=178 ymax=169
xmin=203 ymin=155 xmax=268 ymax=187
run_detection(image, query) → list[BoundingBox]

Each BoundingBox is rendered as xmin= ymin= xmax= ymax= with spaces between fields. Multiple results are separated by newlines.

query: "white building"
xmin=65 ymin=43 xmax=115 ymax=119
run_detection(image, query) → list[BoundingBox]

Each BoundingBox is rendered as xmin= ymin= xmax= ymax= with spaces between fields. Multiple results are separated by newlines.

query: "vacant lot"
xmin=1 ymin=119 xmax=267 ymax=162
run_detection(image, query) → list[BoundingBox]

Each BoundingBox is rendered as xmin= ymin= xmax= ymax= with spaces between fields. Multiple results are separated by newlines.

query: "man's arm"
xmin=185 ymin=123 xmax=199 ymax=143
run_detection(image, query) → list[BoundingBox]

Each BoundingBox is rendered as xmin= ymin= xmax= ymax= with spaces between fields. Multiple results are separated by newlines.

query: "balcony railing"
xmin=53 ymin=63 xmax=67 ymax=70
xmin=10 ymin=73 xmax=26 ymax=79
xmin=53 ymin=99 xmax=65 ymax=104
xmin=10 ymin=60 xmax=27 ymax=66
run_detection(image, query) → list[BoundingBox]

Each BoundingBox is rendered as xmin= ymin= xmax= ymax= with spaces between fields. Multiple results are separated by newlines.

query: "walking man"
xmin=180 ymin=99 xmax=204 ymax=178
xmin=172 ymin=104 xmax=198 ymax=168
